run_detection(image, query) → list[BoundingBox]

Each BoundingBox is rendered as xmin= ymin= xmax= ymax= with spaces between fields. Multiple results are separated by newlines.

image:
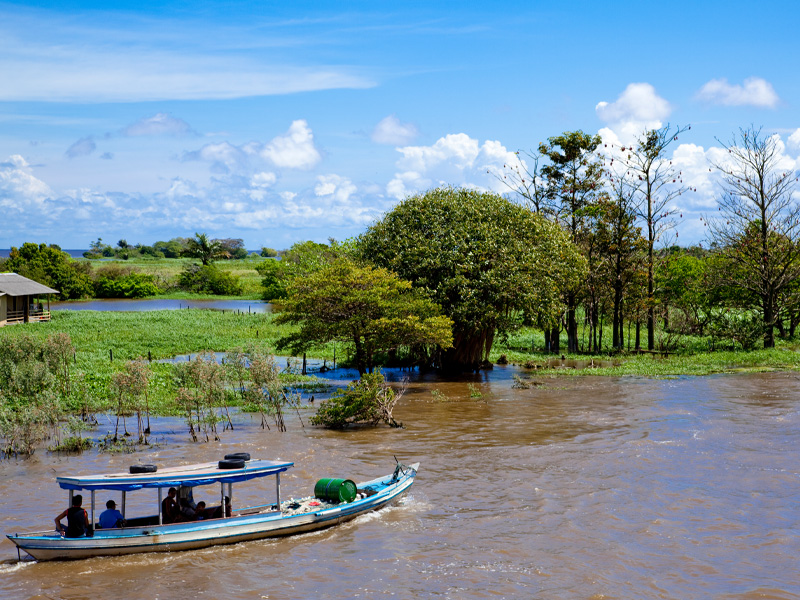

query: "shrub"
xmin=94 ymin=267 xmax=160 ymax=298
xmin=311 ymin=370 xmax=402 ymax=429
xmin=178 ymin=264 xmax=243 ymax=296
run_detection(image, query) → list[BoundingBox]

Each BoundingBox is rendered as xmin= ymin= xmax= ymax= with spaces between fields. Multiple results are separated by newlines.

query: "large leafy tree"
xmin=275 ymin=260 xmax=453 ymax=375
xmin=539 ymin=130 xmax=603 ymax=352
xmin=256 ymin=240 xmax=348 ymax=301
xmin=707 ymin=129 xmax=800 ymax=347
xmin=2 ymin=243 xmax=93 ymax=299
xmin=357 ymin=187 xmax=586 ymax=371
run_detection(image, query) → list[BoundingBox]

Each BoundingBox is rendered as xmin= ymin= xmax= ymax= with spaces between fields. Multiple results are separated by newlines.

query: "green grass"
xmin=84 ymin=256 xmax=268 ymax=298
xmin=491 ymin=325 xmax=800 ymax=377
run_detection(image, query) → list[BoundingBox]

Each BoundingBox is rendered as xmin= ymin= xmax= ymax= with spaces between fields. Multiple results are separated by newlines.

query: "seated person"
xmin=194 ymin=501 xmax=207 ymax=520
xmin=211 ymin=496 xmax=232 ymax=519
xmin=55 ymin=494 xmax=89 ymax=538
xmin=98 ymin=499 xmax=125 ymax=529
xmin=162 ymin=488 xmax=178 ymax=523
xmin=178 ymin=485 xmax=197 ymax=519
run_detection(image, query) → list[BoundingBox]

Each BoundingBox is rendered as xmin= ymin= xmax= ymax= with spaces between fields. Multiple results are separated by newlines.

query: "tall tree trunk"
xmin=635 ymin=320 xmax=641 ymax=351
xmin=567 ymin=293 xmax=578 ymax=353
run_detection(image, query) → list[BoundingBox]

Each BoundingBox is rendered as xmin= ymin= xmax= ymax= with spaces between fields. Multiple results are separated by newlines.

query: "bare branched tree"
xmin=707 ymin=126 xmax=800 ymax=347
xmin=614 ymin=124 xmax=691 ymax=350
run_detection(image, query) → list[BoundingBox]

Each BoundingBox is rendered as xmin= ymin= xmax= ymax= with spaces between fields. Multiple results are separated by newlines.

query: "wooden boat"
xmin=7 ymin=457 xmax=419 ymax=561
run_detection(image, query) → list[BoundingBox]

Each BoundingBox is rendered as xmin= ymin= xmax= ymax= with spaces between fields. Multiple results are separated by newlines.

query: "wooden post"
xmin=302 ymin=353 xmax=306 ymax=375
xmin=110 ymin=349 xmax=113 ymax=362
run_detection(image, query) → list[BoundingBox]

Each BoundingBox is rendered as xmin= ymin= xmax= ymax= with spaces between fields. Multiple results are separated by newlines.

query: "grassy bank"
xmin=492 ymin=326 xmax=800 ymax=377
xmin=0 ymin=309 xmax=304 ymax=415
xmin=83 ymin=256 xmax=267 ymax=298
xmin=4 ymin=310 xmax=800 ymax=417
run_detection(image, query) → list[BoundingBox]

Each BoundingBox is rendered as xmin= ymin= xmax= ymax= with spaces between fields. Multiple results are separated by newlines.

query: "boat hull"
xmin=8 ymin=464 xmax=418 ymax=561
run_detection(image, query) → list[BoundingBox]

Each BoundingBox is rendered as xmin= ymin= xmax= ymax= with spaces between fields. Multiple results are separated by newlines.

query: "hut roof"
xmin=0 ymin=273 xmax=59 ymax=296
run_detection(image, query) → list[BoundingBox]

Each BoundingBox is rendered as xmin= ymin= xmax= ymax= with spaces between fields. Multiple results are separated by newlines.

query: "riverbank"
xmin=3 ymin=310 xmax=800 ymax=416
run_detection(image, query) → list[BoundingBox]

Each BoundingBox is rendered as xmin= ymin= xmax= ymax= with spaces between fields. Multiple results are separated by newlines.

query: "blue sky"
xmin=2 ymin=0 xmax=799 ymax=249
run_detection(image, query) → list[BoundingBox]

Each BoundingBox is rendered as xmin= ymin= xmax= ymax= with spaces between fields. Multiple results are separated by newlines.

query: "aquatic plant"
xmin=311 ymin=370 xmax=403 ymax=429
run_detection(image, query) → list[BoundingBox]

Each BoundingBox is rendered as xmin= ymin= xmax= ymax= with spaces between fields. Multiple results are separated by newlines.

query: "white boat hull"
xmin=8 ymin=464 xmax=418 ymax=561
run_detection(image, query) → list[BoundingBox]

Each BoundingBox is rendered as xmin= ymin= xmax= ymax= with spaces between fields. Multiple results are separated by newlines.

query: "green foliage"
xmin=183 ymin=233 xmax=226 ymax=266
xmin=174 ymin=351 xmax=226 ymax=442
xmin=276 ymin=259 xmax=453 ymax=374
xmin=260 ymin=247 xmax=278 ymax=258
xmin=0 ymin=334 xmax=76 ymax=456
xmin=310 ymin=370 xmax=401 ymax=429
xmin=93 ymin=266 xmax=161 ymax=298
xmin=2 ymin=242 xmax=93 ymax=299
xmin=255 ymin=240 xmax=348 ymax=302
xmin=357 ymin=186 xmax=587 ymax=370
xmin=178 ymin=264 xmax=243 ymax=295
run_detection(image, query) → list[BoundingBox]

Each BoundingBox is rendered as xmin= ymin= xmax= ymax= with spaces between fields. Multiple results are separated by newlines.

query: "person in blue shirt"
xmin=98 ymin=499 xmax=125 ymax=529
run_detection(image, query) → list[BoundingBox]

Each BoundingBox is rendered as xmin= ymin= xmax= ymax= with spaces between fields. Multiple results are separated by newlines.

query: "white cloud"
xmin=787 ymin=128 xmax=800 ymax=150
xmin=695 ymin=77 xmax=779 ymax=108
xmin=261 ymin=120 xmax=321 ymax=170
xmin=0 ymin=155 xmax=53 ymax=211
xmin=387 ymin=133 xmax=521 ymax=199
xmin=596 ymin=83 xmax=672 ymax=142
xmin=315 ymin=174 xmax=357 ymax=202
xmin=0 ymin=11 xmax=374 ymax=103
xmin=371 ymin=115 xmax=419 ymax=145
xmin=123 ymin=113 xmax=194 ymax=137
xmin=65 ymin=137 xmax=97 ymax=158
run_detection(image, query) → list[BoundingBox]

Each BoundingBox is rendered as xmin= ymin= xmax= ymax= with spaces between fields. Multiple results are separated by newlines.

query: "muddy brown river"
xmin=1 ymin=368 xmax=799 ymax=599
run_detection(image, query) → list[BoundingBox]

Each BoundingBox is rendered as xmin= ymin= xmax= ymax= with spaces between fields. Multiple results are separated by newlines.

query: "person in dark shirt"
xmin=162 ymin=487 xmax=179 ymax=523
xmin=98 ymin=499 xmax=125 ymax=529
xmin=55 ymin=495 xmax=89 ymax=538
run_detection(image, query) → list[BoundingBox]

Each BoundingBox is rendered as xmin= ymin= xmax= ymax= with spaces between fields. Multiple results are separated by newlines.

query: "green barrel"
xmin=314 ymin=478 xmax=357 ymax=503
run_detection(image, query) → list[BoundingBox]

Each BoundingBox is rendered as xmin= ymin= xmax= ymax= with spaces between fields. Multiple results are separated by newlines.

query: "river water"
xmin=1 ymin=370 xmax=799 ymax=599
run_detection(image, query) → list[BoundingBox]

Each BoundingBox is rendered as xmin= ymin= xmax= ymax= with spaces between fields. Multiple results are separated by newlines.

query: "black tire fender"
xmin=218 ymin=459 xmax=246 ymax=469
xmin=224 ymin=452 xmax=251 ymax=461
xmin=129 ymin=464 xmax=158 ymax=474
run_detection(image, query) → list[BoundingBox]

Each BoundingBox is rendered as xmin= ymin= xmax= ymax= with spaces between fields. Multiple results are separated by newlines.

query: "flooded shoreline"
xmin=2 ymin=371 xmax=799 ymax=599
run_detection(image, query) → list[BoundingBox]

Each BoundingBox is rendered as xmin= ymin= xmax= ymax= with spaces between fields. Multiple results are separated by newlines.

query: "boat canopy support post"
xmin=90 ymin=490 xmax=95 ymax=531
xmin=220 ymin=482 xmax=224 ymax=516
xmin=158 ymin=488 xmax=163 ymax=525
xmin=68 ymin=489 xmax=73 ymax=506
xmin=276 ymin=473 xmax=281 ymax=511
xmin=121 ymin=491 xmax=126 ymax=520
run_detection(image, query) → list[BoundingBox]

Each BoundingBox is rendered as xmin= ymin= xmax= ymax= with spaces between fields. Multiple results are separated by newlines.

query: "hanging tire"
xmin=130 ymin=464 xmax=158 ymax=474
xmin=218 ymin=459 xmax=245 ymax=469
xmin=224 ymin=452 xmax=251 ymax=461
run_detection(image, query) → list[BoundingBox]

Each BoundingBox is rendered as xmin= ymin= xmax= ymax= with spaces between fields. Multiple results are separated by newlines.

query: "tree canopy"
xmin=275 ymin=259 xmax=453 ymax=374
xmin=357 ymin=186 xmax=586 ymax=371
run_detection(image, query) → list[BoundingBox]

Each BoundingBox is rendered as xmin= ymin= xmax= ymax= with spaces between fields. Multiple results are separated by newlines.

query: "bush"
xmin=94 ymin=266 xmax=160 ymax=298
xmin=310 ymin=371 xmax=402 ymax=429
xmin=178 ymin=264 xmax=243 ymax=296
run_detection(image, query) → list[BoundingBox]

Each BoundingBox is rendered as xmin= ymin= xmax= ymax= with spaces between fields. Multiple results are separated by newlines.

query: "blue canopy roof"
xmin=56 ymin=459 xmax=293 ymax=492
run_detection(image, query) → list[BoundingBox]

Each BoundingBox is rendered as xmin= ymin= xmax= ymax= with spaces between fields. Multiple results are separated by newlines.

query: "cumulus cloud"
xmin=787 ymin=128 xmax=800 ymax=150
xmin=0 ymin=155 xmax=53 ymax=211
xmin=65 ymin=137 xmax=97 ymax=158
xmin=371 ymin=115 xmax=419 ymax=145
xmin=387 ymin=133 xmax=521 ymax=199
xmin=596 ymin=83 xmax=672 ymax=142
xmin=315 ymin=174 xmax=357 ymax=202
xmin=695 ymin=77 xmax=779 ymax=108
xmin=122 ymin=113 xmax=195 ymax=137
xmin=183 ymin=120 xmax=323 ymax=176
xmin=261 ymin=120 xmax=321 ymax=169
